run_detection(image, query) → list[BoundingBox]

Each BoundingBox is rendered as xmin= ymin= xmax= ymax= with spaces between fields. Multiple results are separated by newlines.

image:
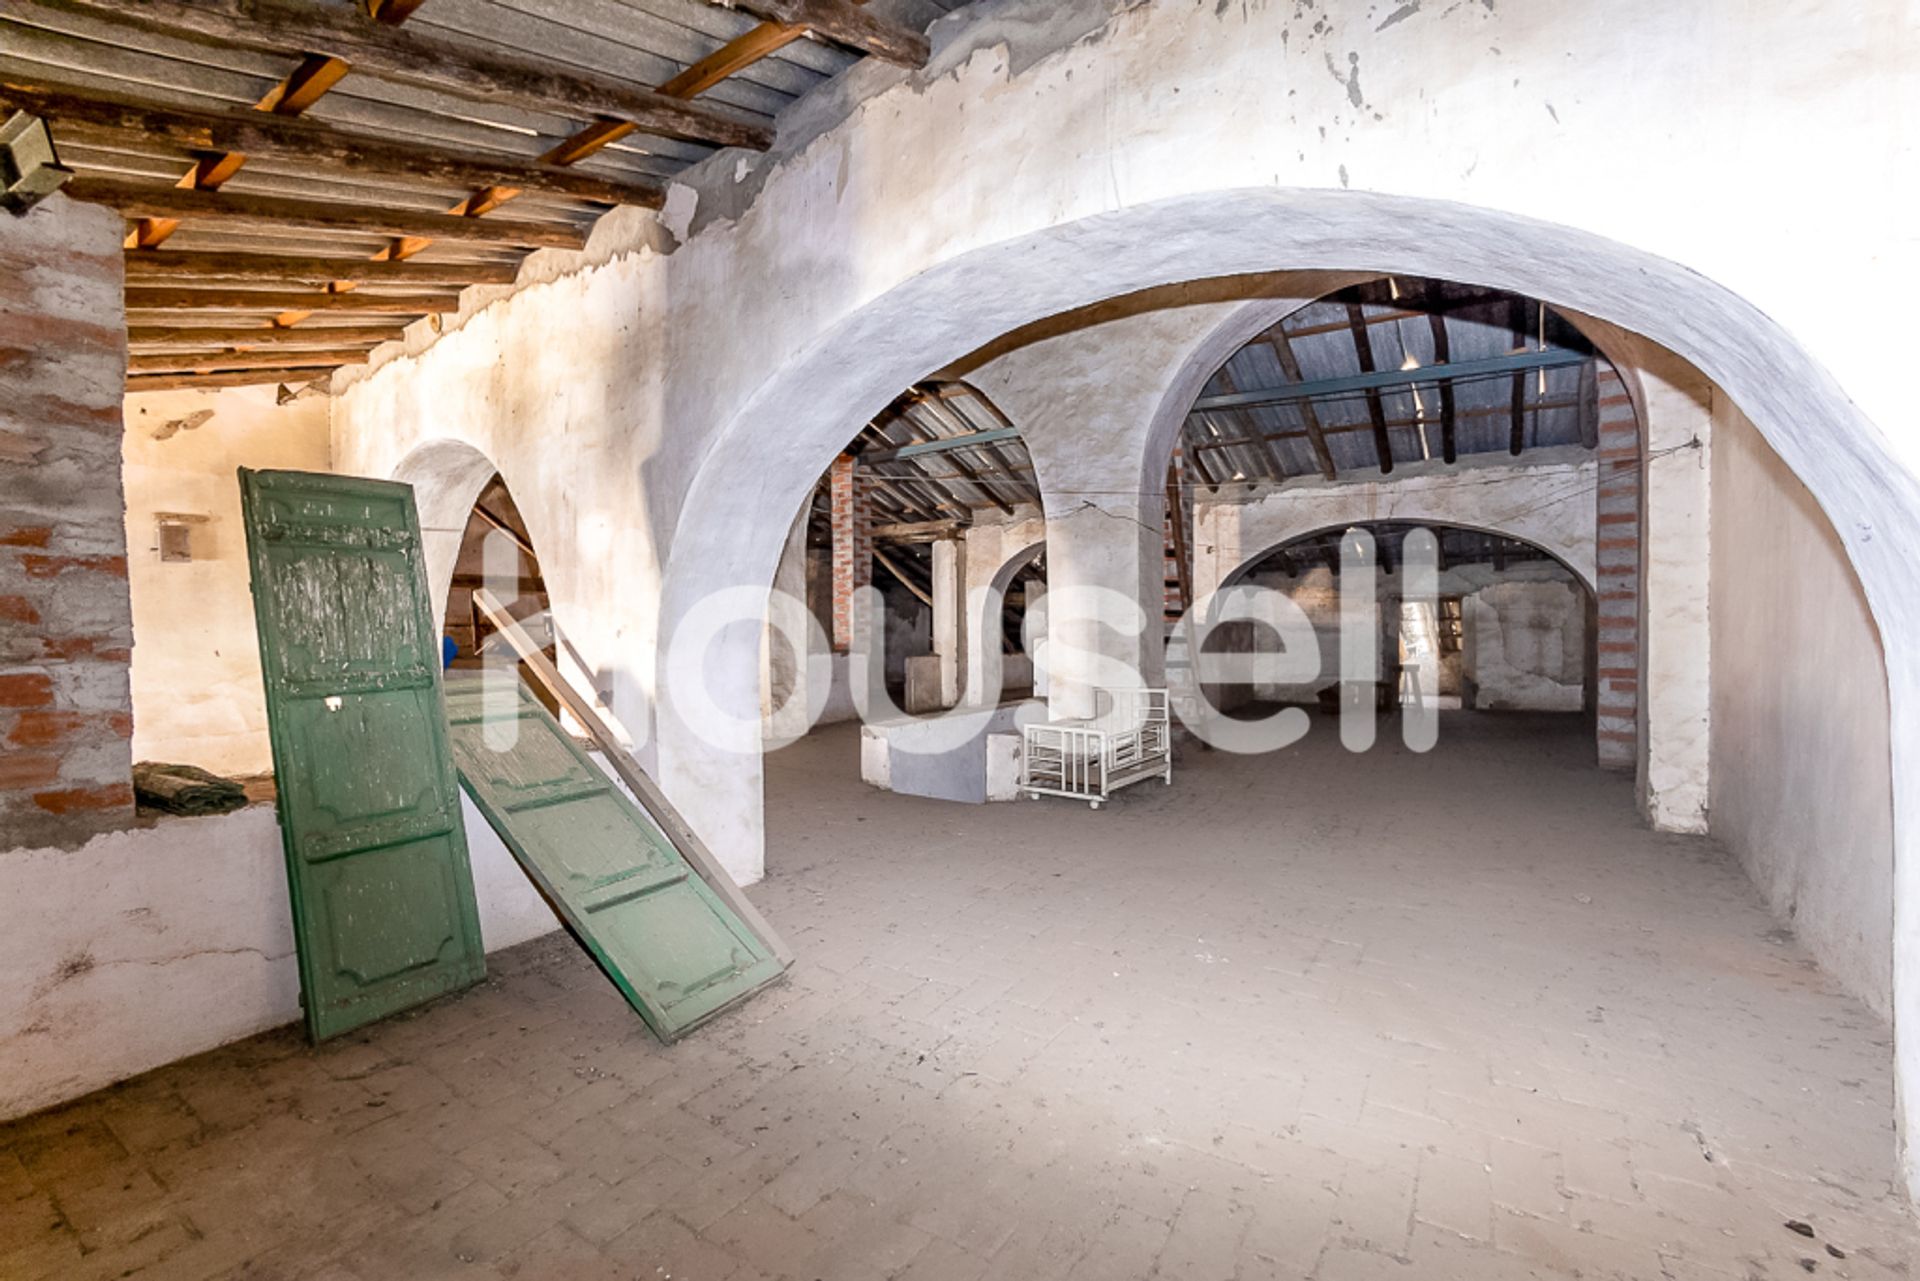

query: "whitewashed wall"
xmin=122 ymin=386 xmax=331 ymax=775
xmin=1711 ymin=401 xmax=1896 ymax=1018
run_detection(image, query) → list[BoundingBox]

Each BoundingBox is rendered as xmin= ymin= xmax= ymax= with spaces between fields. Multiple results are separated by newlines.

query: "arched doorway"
xmin=1209 ymin=519 xmax=1596 ymax=723
xmin=653 ymin=190 xmax=1912 ymax=1189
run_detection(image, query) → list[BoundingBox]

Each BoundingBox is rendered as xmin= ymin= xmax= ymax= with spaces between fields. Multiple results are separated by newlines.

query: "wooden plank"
xmin=873 ymin=547 xmax=933 ymax=607
xmin=126 ymin=286 xmax=460 ymax=313
xmin=470 ymin=588 xmax=795 ymax=968
xmin=70 ymin=178 xmax=585 ymax=248
xmin=7 ymin=81 xmax=666 ymax=208
xmin=123 ymin=251 xmax=518 ymax=287
xmin=1263 ymin=330 xmax=1337 ymax=480
xmin=870 ymin=518 xmax=966 ymax=542
xmin=128 ymin=367 xmax=331 ymax=392
xmin=32 ymin=0 xmax=777 ymax=152
xmin=130 ymin=322 xmax=407 ymax=348
xmin=128 ymin=51 xmax=346 ymax=248
xmin=727 ymin=0 xmax=930 ymax=66
xmin=130 ymin=347 xmax=371 ymax=374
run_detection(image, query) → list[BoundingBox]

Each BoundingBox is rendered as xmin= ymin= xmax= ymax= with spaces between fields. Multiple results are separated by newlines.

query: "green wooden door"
xmin=443 ymin=673 xmax=785 ymax=1040
xmin=240 ymin=468 xmax=487 ymax=1042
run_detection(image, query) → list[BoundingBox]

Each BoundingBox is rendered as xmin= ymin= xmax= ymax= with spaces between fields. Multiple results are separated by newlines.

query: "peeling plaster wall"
xmin=0 ymin=795 xmax=554 ymax=1123
xmin=1711 ymin=401 xmax=1895 ymax=1018
xmin=1223 ymin=561 xmax=1581 ymax=712
xmin=1465 ymin=577 xmax=1587 ymax=713
xmin=122 ymin=387 xmax=331 ymax=776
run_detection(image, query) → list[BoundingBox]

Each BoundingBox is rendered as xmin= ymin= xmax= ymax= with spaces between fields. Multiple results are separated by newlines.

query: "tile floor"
xmin=3 ymin=713 xmax=1913 ymax=1279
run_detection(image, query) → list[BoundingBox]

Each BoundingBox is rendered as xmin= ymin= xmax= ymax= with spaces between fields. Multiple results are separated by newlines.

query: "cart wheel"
xmin=1089 ymin=800 xmax=1102 ymax=810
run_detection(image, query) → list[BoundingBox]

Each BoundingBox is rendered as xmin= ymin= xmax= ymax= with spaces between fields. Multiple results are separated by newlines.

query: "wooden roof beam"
xmin=130 ymin=322 xmax=408 ymax=348
xmin=123 ymin=252 xmax=518 ymax=287
xmin=126 ymin=368 xmax=331 ymax=393
xmin=130 ymin=347 xmax=372 ymax=374
xmin=125 ymin=286 xmax=459 ymax=314
xmin=1262 ymin=331 xmax=1337 ymax=481
xmin=69 ymin=178 xmax=585 ymax=248
xmin=1343 ymin=301 xmax=1395 ymax=475
xmin=29 ymin=0 xmax=774 ymax=152
xmin=1426 ymin=308 xmax=1458 ymax=464
xmin=5 ymin=80 xmax=666 ymax=208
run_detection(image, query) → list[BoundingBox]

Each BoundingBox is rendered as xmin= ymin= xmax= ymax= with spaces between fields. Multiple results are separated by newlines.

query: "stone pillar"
xmin=1629 ymin=350 xmax=1713 ymax=833
xmin=1042 ymin=491 xmax=1165 ymax=721
xmin=828 ymin=453 xmax=869 ymax=653
xmin=1594 ymin=365 xmax=1641 ymax=771
xmin=0 ymin=195 xmax=135 ymax=848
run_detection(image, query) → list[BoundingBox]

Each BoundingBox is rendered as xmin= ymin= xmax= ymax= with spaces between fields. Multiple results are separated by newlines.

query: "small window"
xmin=155 ymin=513 xmax=207 ymax=564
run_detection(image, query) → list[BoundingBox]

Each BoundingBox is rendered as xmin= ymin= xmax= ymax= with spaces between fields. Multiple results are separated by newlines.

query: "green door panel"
xmin=240 ymin=468 xmax=487 ymax=1042
xmin=443 ymin=673 xmax=785 ymax=1040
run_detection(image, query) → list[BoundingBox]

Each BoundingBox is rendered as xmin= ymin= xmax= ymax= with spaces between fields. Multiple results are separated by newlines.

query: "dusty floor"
xmin=3 ymin=712 xmax=1914 ymax=1280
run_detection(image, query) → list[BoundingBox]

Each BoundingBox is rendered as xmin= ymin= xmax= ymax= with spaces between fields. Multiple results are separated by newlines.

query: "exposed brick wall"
xmin=0 ymin=194 xmax=134 ymax=846
xmin=828 ymin=453 xmax=871 ymax=653
xmin=1594 ymin=365 xmax=1641 ymax=772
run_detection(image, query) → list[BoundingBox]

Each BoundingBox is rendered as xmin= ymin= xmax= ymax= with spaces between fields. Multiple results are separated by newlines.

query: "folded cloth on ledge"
xmin=133 ymin=761 xmax=249 ymax=816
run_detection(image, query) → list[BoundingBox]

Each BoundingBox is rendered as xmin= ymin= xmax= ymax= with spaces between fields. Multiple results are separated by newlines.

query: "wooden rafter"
xmin=726 ymin=0 xmax=930 ymax=66
xmin=125 ymin=51 xmax=347 ymax=249
xmin=659 ymin=22 xmax=810 ymax=99
xmin=4 ymin=81 xmax=666 ymax=208
xmin=32 ymin=0 xmax=775 ymax=152
xmin=1263 ymin=330 xmax=1338 ymax=480
xmin=1343 ymin=300 xmax=1395 ymax=474
xmin=1211 ymin=362 xmax=1286 ymax=482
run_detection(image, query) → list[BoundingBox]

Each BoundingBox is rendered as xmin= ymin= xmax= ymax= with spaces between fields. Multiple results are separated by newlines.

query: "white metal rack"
xmin=1019 ymin=687 xmax=1173 ymax=808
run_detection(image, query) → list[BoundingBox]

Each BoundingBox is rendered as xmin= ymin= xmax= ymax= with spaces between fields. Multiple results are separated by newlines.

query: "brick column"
xmin=1594 ymin=365 xmax=1640 ymax=771
xmin=828 ymin=453 xmax=870 ymax=653
xmin=0 ymin=195 xmax=135 ymax=845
